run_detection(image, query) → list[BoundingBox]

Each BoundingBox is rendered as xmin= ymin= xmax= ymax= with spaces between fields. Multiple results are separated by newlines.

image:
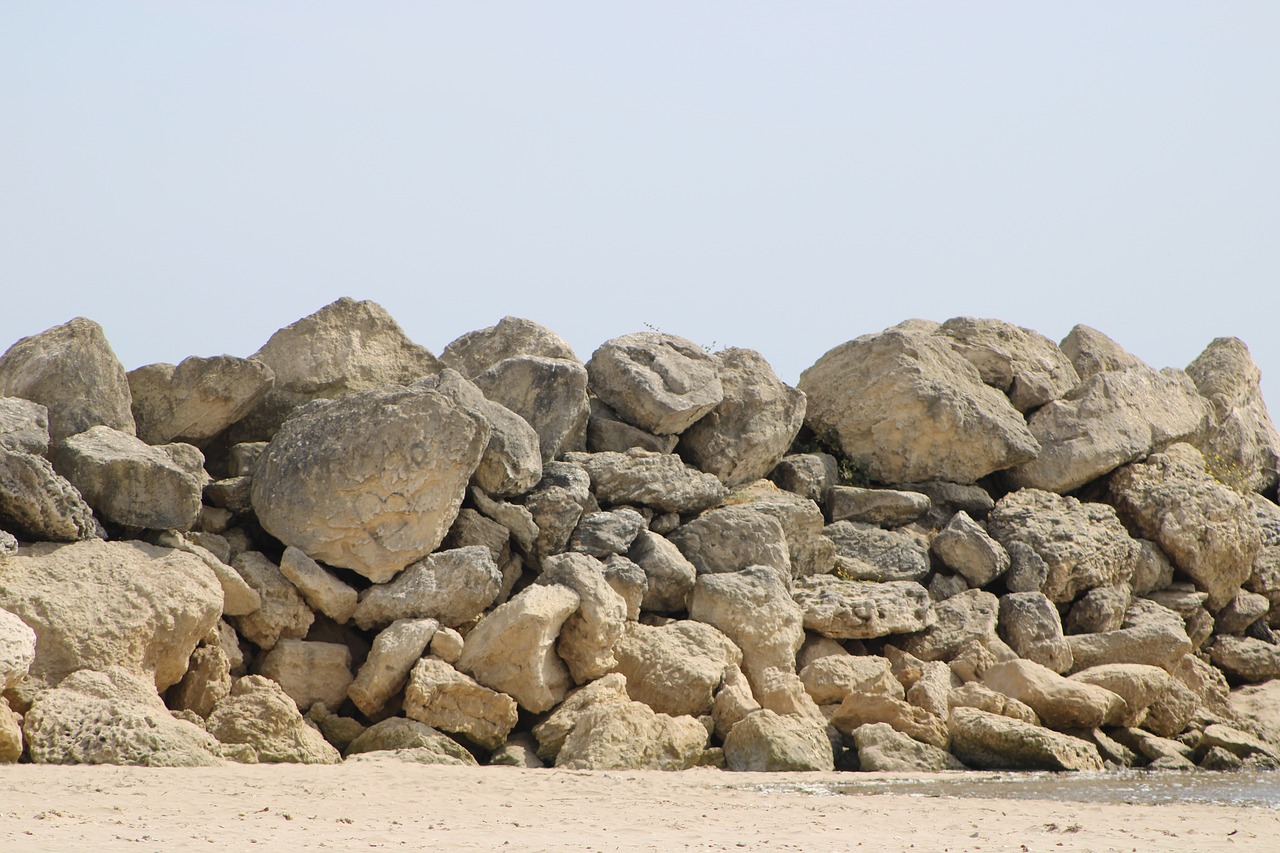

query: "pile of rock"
xmin=2 ymin=301 xmax=1280 ymax=774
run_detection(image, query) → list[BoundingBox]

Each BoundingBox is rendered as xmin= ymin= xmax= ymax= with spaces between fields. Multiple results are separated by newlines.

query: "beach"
xmin=2 ymin=764 xmax=1277 ymax=853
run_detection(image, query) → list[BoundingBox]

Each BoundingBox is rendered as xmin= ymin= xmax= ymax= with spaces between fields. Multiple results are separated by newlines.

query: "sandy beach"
xmin=2 ymin=764 xmax=1276 ymax=853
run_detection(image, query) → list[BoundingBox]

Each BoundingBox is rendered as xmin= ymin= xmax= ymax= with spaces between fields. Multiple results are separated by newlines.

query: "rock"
xmin=768 ymin=452 xmax=839 ymax=505
xmin=51 ymin=426 xmax=203 ymax=531
xmin=445 ymin=508 xmax=511 ymax=564
xmin=158 ymin=534 xmax=261 ymax=617
xmin=1007 ymin=367 xmax=1211 ymax=493
xmin=568 ymin=449 xmax=727 ymax=514
xmin=556 ymin=700 xmax=708 ymax=770
xmin=1200 ymin=723 xmax=1280 ymax=761
xmin=936 ymin=317 xmax=1080 ymax=412
xmin=455 ymin=583 xmax=580 ymax=713
xmin=986 ymin=489 xmax=1141 ymax=603
xmin=536 ymin=553 xmax=628 ymax=683
xmin=898 ymin=481 xmax=996 ymax=529
xmin=428 ymin=626 xmax=464 ymax=664
xmin=305 ymin=703 xmax=365 ymax=752
xmin=689 ymin=566 xmax=804 ymax=690
xmin=1069 ymin=664 xmax=1178 ymax=729
xmin=983 ymin=659 xmax=1124 ymax=730
xmin=828 ymin=486 xmax=930 ymax=528
xmin=0 ymin=448 xmax=99 ymax=541
xmin=0 ymin=608 xmax=36 ymax=691
xmin=441 ymin=316 xmax=578 ymax=378
xmin=791 ymin=575 xmax=932 ymax=639
xmin=946 ymin=637 xmax=1018 ymax=684
xmin=611 ymin=620 xmax=742 ymax=717
xmin=353 ymin=546 xmax=501 ymax=631
xmin=628 ymin=529 xmax=697 ymax=613
xmin=853 ymin=722 xmax=966 ymax=771
xmin=907 ymin=661 xmax=957 ymax=720
xmin=229 ymin=551 xmax=313 ymax=651
xmin=470 ymin=488 xmax=539 ymax=555
xmin=1066 ymin=599 xmax=1191 ymax=672
xmin=997 ymin=592 xmax=1072 ymax=673
xmin=1170 ymin=653 xmax=1232 ymax=722
xmin=415 ymin=369 xmax=543 ymax=497
xmin=711 ymin=665 xmax=762 ymax=741
xmin=721 ymin=481 xmax=835 ymax=577
xmin=1186 ymin=337 xmax=1280 ymax=494
xmin=532 ymin=673 xmax=631 ymax=761
xmin=24 ymin=667 xmax=223 ymax=766
xmin=586 ymin=398 xmax=679 ymax=454
xmin=522 ymin=477 xmax=586 ymax=566
xmin=1229 ymin=681 xmax=1280 ymax=748
xmin=1132 ymin=539 xmax=1176 ymax=596
xmin=1216 ymin=589 xmax=1270 ymax=635
xmin=1059 ymin=324 xmax=1146 ymax=381
xmin=601 ymin=556 xmax=646 ymax=620
xmin=344 ymin=717 xmax=476 ymax=765
xmin=1207 ymin=635 xmax=1280 ymax=682
xmin=1066 ymin=585 xmax=1131 ymax=635
xmin=277 ymin=546 xmax=358 ymax=624
xmin=0 ymin=317 xmax=135 ymax=442
xmin=825 ymin=521 xmax=930 ymax=583
xmin=678 ymin=347 xmax=806 ymax=486
xmin=257 ymin=639 xmax=353 ymax=713
xmin=587 ymin=332 xmax=724 ymax=436
xmin=948 ymin=683 xmax=1040 ymax=726
xmin=206 ymin=675 xmax=340 ymax=764
xmin=348 ymin=618 xmax=439 ymax=717
xmin=128 ymin=355 xmax=274 ymax=446
xmin=1109 ymin=444 xmax=1261 ymax=609
xmin=931 ymin=511 xmax=1010 ymax=587
xmin=0 ymin=396 xmax=49 ymax=455
xmin=403 ymin=657 xmax=519 ymax=751
xmin=948 ymin=706 xmax=1104 ymax=771
xmin=472 ymin=356 xmax=589 ymax=462
xmin=0 ymin=698 xmax=20 ymax=762
xmin=902 ymin=589 xmax=1000 ymax=662
xmin=569 ymin=508 xmax=646 ymax=559
xmin=798 ymin=329 xmax=1039 ymax=484
xmin=204 ymin=476 xmax=253 ymax=515
xmin=755 ymin=666 xmax=825 ymax=722
xmin=0 ymin=540 xmax=221 ymax=690
xmin=252 ymin=384 xmax=489 ymax=583
xmin=669 ymin=506 xmax=791 ymax=580
xmin=830 ymin=692 xmax=949 ymax=749
xmin=489 ymin=733 xmax=545 ymax=768
xmin=168 ymin=642 xmax=232 ymax=719
xmin=234 ymin=297 xmax=441 ymax=441
xmin=722 ymin=710 xmax=834 ymax=771
xmin=799 ymin=654 xmax=903 ymax=705
xmin=1110 ymin=727 xmax=1195 ymax=766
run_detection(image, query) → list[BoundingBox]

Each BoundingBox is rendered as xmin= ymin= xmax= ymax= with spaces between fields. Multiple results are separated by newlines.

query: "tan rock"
xmin=0 ymin=698 xmax=20 ymax=763
xmin=348 ymin=618 xmax=439 ymax=716
xmin=689 ymin=566 xmax=804 ymax=691
xmin=0 ymin=448 xmax=99 ymax=541
xmin=1187 ymin=336 xmax=1280 ymax=494
xmin=278 ymin=546 xmax=358 ymax=624
xmin=472 ymin=356 xmax=589 ymax=462
xmin=587 ymin=332 xmax=724 ymax=436
xmin=0 ymin=607 xmax=36 ymax=692
xmin=556 ymin=700 xmax=708 ymax=770
xmin=441 ymin=316 xmax=579 ymax=378
xmin=257 ymin=639 xmax=353 ymax=713
xmin=799 ymin=654 xmax=903 ymax=705
xmin=829 ymin=692 xmax=949 ymax=749
xmin=792 ymin=575 xmax=933 ymax=640
xmin=344 ymin=717 xmax=476 ymax=765
xmin=230 ymin=551 xmax=313 ymax=651
xmin=983 ymin=659 xmax=1124 ymax=731
xmin=628 ymin=529 xmax=697 ymax=614
xmin=128 ymin=355 xmax=274 ymax=446
xmin=568 ymin=449 xmax=727 ymax=514
xmin=931 ymin=511 xmax=1009 ymax=587
xmin=168 ymin=642 xmax=232 ymax=718
xmin=723 ymin=709 xmax=834 ymax=771
xmin=668 ymin=506 xmax=791 ymax=579
xmin=403 ymin=657 xmax=518 ymax=751
xmin=756 ymin=666 xmax=825 ymax=723
xmin=902 ymin=589 xmax=1000 ymax=662
xmin=948 ymin=706 xmax=1103 ymax=771
xmin=853 ymin=722 xmax=966 ymax=772
xmin=936 ymin=316 xmax=1079 ymax=412
xmin=711 ymin=665 xmax=761 ymax=741
xmin=537 ymin=553 xmax=628 ymax=683
xmin=1069 ymin=664 xmax=1174 ymax=728
xmin=206 ymin=675 xmax=340 ymax=764
xmin=610 ymin=620 xmax=741 ymax=717
xmin=532 ymin=672 xmax=631 ymax=762
xmin=353 ymin=546 xmax=501 ymax=631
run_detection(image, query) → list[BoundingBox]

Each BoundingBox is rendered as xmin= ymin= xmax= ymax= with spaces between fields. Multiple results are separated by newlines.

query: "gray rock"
xmin=1186 ymin=337 xmax=1280 ymax=494
xmin=229 ymin=551 xmax=314 ymax=651
xmin=470 ymin=488 xmax=539 ymax=555
xmin=767 ymin=452 xmax=839 ymax=506
xmin=569 ymin=508 xmax=646 ymax=558
xmin=897 ymin=481 xmax=996 ymax=529
xmin=1065 ymin=599 xmax=1191 ymax=672
xmin=998 ymin=592 xmax=1072 ymax=673
xmin=441 ymin=316 xmax=579 ymax=378
xmin=536 ymin=553 xmax=628 ymax=683
xmin=722 ymin=710 xmax=833 ymax=772
xmin=628 ymin=529 xmax=697 ymax=613
xmin=347 ymin=618 xmax=439 ymax=717
xmin=1207 ymin=635 xmax=1280 ymax=683
xmin=936 ymin=316 xmax=1080 ymax=412
xmin=689 ymin=566 xmax=805 ymax=691
xmin=1059 ymin=324 xmax=1146 ymax=382
xmin=586 ymin=398 xmax=679 ymax=455
xmin=0 ymin=396 xmax=50 ymax=455
xmin=720 ymin=480 xmax=835 ymax=578
xmin=669 ymin=506 xmax=791 ymax=580
xmin=206 ymin=675 xmax=341 ymax=764
xmin=824 ymin=520 xmax=930 ymax=583
xmin=0 ymin=317 xmax=135 ymax=442
xmin=609 ymin=620 xmax=741 ymax=717
xmin=853 ymin=721 xmax=966 ymax=771
xmin=353 ymin=546 xmax=501 ymax=631
xmin=828 ymin=486 xmax=930 ymax=528
xmin=902 ymin=589 xmax=1000 ymax=662
xmin=278 ymin=546 xmax=358 ymax=625
xmin=791 ymin=575 xmax=933 ymax=639
xmin=587 ymin=332 xmax=724 ymax=436
xmin=568 ymin=449 xmax=727 ymax=514
xmin=1065 ymin=585 xmax=1130 ymax=634
xmin=0 ymin=448 xmax=99 ymax=541
xmin=251 ymin=384 xmax=489 ymax=583
xmin=798 ymin=329 xmax=1039 ymax=484
xmin=601 ymin=555 xmax=646 ymax=621
xmin=948 ymin=706 xmax=1104 ymax=771
xmin=472 ymin=356 xmax=589 ymax=462
xmin=128 ymin=355 xmax=274 ymax=446
xmin=931 ymin=511 xmax=1009 ymax=587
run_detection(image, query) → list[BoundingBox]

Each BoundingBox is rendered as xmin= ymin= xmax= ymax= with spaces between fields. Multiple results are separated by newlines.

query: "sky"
xmin=3 ymin=3 xmax=1278 ymax=407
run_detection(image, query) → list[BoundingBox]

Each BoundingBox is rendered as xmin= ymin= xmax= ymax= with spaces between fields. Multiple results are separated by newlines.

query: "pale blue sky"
xmin=3 ymin=3 xmax=1277 ymax=406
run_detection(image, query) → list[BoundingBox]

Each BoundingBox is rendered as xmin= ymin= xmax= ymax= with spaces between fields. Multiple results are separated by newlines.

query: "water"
xmin=744 ymin=770 xmax=1280 ymax=808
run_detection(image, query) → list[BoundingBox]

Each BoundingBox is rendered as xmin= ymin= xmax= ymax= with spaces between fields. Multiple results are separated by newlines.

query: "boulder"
xmin=568 ymin=449 xmax=727 ymax=514
xmin=403 ymin=656 xmax=519 ymax=751
xmin=948 ymin=683 xmax=1040 ymax=726
xmin=628 ymin=529 xmax=698 ymax=613
xmin=830 ymin=692 xmax=949 ymax=749
xmin=1216 ymin=589 xmax=1271 ymax=635
xmin=721 ymin=481 xmax=835 ymax=577
xmin=1229 ymin=680 xmax=1280 ymax=749
xmin=347 ymin=618 xmax=439 ymax=717
xmin=767 ymin=452 xmax=839 ymax=506
xmin=997 ymin=592 xmax=1072 ymax=673
xmin=0 ymin=607 xmax=36 ymax=691
xmin=257 ymin=639 xmax=354 ymax=713
xmin=470 ymin=488 xmax=539 ymax=555
xmin=555 ymin=700 xmax=708 ymax=770
xmin=206 ymin=675 xmax=340 ymax=764
xmin=24 ymin=667 xmax=223 ymax=766
xmin=429 ymin=626 xmax=464 ymax=664
xmin=0 ymin=396 xmax=49 ymax=455
xmin=586 ymin=398 xmax=679 ymax=455
xmin=1186 ymin=337 xmax=1280 ymax=494
xmin=0 ymin=448 xmax=98 ymax=541
xmin=689 ymin=566 xmax=805 ymax=690
xmin=935 ymin=317 xmax=1079 ymax=412
xmin=1069 ymin=664 xmax=1177 ymax=729
xmin=1065 ymin=585 xmax=1130 ymax=635
xmin=712 ymin=665 xmax=762 ymax=741
xmin=668 ymin=506 xmax=791 ymax=580
xmin=853 ymin=722 xmax=966 ymax=771
xmin=931 ymin=511 xmax=1009 ymax=587
xmin=536 ymin=553 xmax=628 ymax=683
xmin=569 ymin=508 xmax=646 ymax=559
xmin=610 ymin=620 xmax=742 ymax=717
xmin=0 ymin=540 xmax=221 ymax=690
xmin=344 ymin=717 xmax=476 ymax=765
xmin=128 ymin=355 xmax=274 ymax=446
xmin=352 ymin=546 xmax=501 ymax=631
xmin=825 ymin=521 xmax=930 ymax=583
xmin=1066 ymin=599 xmax=1191 ymax=672
xmin=799 ymin=654 xmax=903 ymax=705
xmin=902 ymin=589 xmax=1000 ymax=662
xmin=798 ymin=329 xmax=1039 ymax=484
xmin=229 ymin=551 xmax=314 ymax=651
xmin=587 ymin=332 xmax=724 ymax=436
xmin=1059 ymin=324 xmax=1146 ymax=381
xmin=948 ymin=706 xmax=1104 ymax=771
xmin=168 ymin=642 xmax=232 ymax=719
xmin=983 ymin=660 xmax=1124 ymax=730
xmin=278 ymin=546 xmax=358 ymax=625
xmin=756 ymin=666 xmax=825 ymax=722
xmin=0 ymin=317 xmax=135 ymax=442
xmin=472 ymin=356 xmax=589 ymax=462
xmin=601 ymin=555 xmax=646 ymax=620
xmin=678 ymin=347 xmax=806 ymax=486
xmin=1207 ymin=635 xmax=1280 ymax=683
xmin=828 ymin=486 xmax=930 ymax=528
xmin=441 ymin=316 xmax=579 ymax=378
xmin=252 ymin=384 xmax=489 ymax=582
xmin=791 ymin=575 xmax=932 ymax=639
xmin=722 ymin=710 xmax=834 ymax=772
xmin=532 ymin=673 xmax=631 ymax=762
xmin=907 ymin=661 xmax=958 ymax=720
xmin=0 ymin=699 xmax=20 ymax=763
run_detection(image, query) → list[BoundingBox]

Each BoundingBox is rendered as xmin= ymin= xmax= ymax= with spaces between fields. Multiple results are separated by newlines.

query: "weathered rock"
xmin=689 ymin=567 xmax=804 ymax=690
xmin=532 ymin=672 xmax=631 ymax=761
xmin=569 ymin=508 xmax=646 ymax=559
xmin=1200 ymin=723 xmax=1280 ymax=761
xmin=304 ymin=703 xmax=365 ymax=752
xmin=898 ymin=481 xmax=996 ymax=529
xmin=444 ymin=508 xmax=511 ymax=563
xmin=902 ymin=589 xmax=1000 ymax=662
xmin=347 ymin=618 xmax=439 ymax=716
xmin=756 ymin=666 xmax=825 ymax=723
xmin=257 ymin=639 xmax=353 ymax=713
xmin=907 ymin=660 xmax=958 ymax=720
xmin=522 ymin=481 xmax=586 ymax=565
xmin=0 ymin=540 xmax=221 ymax=690
xmin=601 ymin=555 xmax=646 ymax=620
xmin=456 ymin=583 xmax=580 ymax=713
xmin=669 ymin=506 xmax=791 ymax=580
xmin=948 ymin=682 xmax=1040 ymax=726
xmin=0 ymin=449 xmax=99 ymax=541
xmin=556 ymin=700 xmax=708 ymax=770
xmin=0 ymin=698 xmax=21 ymax=763
xmin=441 ymin=316 xmax=578 ymax=378
xmin=946 ymin=637 xmax=1018 ymax=684
xmin=24 ymin=667 xmax=223 ymax=766
xmin=997 ymin=592 xmax=1072 ymax=673
xmin=1229 ymin=680 xmax=1280 ymax=749
xmin=586 ymin=398 xmax=679 ymax=454
xmin=825 ymin=521 xmax=930 ymax=583
xmin=52 ymin=426 xmax=203 ymax=531
xmin=1207 ymin=635 xmax=1280 ymax=683
xmin=229 ymin=551 xmax=313 ymax=651
xmin=277 ymin=546 xmax=357 ymax=625
xmin=722 ymin=709 xmax=834 ymax=771
xmin=1187 ymin=337 xmax=1280 ymax=494
xmin=536 ymin=553 xmax=628 ymax=683
xmin=168 ymin=642 xmax=232 ymax=719
xmin=791 ymin=575 xmax=932 ymax=639
xmin=1066 ymin=585 xmax=1131 ymax=635
xmin=587 ymin=332 xmax=724 ymax=436
xmin=936 ymin=317 xmax=1080 ymax=412
xmin=353 ymin=546 xmax=501 ymax=631
xmin=828 ymin=486 xmax=930 ymax=528
xmin=252 ymin=385 xmax=489 ymax=583
xmin=799 ymin=654 xmax=903 ymax=705
xmin=1066 ymin=598 xmax=1191 ymax=672
xmin=1008 ymin=367 xmax=1211 ymax=493
xmin=472 ymin=356 xmax=589 ymax=462
xmin=568 ymin=449 xmax=727 ymax=514
xmin=0 ymin=396 xmax=49 ymax=455
xmin=0 ymin=607 xmax=36 ymax=692
xmin=1109 ymin=444 xmax=1261 ymax=609
xmin=678 ymin=347 xmax=805 ymax=486
xmin=768 ymin=452 xmax=839 ymax=506
xmin=798 ymin=329 xmax=1039 ymax=484
xmin=830 ymin=692 xmax=949 ymax=749
xmin=234 ymin=297 xmax=441 ymax=441
xmin=628 ymin=529 xmax=697 ymax=613
xmin=721 ymin=480 xmax=835 ymax=577
xmin=206 ymin=675 xmax=340 ymax=764
xmin=1216 ymin=589 xmax=1271 ymax=635
xmin=128 ymin=355 xmax=274 ymax=446
xmin=711 ymin=665 xmax=761 ymax=741
xmin=948 ymin=706 xmax=1104 ymax=771
xmin=931 ymin=511 xmax=1009 ymax=587
xmin=0 ymin=317 xmax=136 ymax=442
xmin=853 ymin=722 xmax=966 ymax=771
xmin=1069 ymin=664 xmax=1176 ymax=729
xmin=403 ymin=656 xmax=518 ymax=751
xmin=611 ymin=620 xmax=741 ymax=717
xmin=203 ymin=476 xmax=253 ymax=515
xmin=983 ymin=660 xmax=1123 ymax=730
xmin=1059 ymin=324 xmax=1146 ymax=382
xmin=344 ymin=717 xmax=476 ymax=765
xmin=987 ymin=489 xmax=1141 ymax=603
xmin=470 ymin=488 xmax=539 ymax=555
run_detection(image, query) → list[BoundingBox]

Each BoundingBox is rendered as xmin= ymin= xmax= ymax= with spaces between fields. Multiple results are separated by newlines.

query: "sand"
xmin=2 ymin=764 xmax=1276 ymax=852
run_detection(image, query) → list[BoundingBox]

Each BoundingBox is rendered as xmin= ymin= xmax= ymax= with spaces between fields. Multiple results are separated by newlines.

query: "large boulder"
xmin=1186 ymin=337 xmax=1280 ymax=494
xmin=587 ymin=332 xmax=724 ymax=436
xmin=0 ymin=396 xmax=50 ymax=455
xmin=403 ymin=656 xmax=519 ymax=751
xmin=1069 ymin=664 xmax=1179 ymax=729
xmin=0 ymin=540 xmax=222 ymax=690
xmin=344 ymin=718 xmax=477 ymax=765
xmin=352 ymin=546 xmax=501 ymax=631
xmin=798 ymin=329 xmax=1039 ymax=484
xmin=1207 ymin=636 xmax=1280 ymax=683
xmin=532 ymin=673 xmax=631 ymax=762
xmin=689 ymin=566 xmax=804 ymax=690
xmin=982 ymin=659 xmax=1124 ymax=730
xmin=610 ymin=620 xmax=742 ymax=717
xmin=722 ymin=710 xmax=834 ymax=772
xmin=24 ymin=667 xmax=224 ymax=766
xmin=568 ymin=449 xmax=727 ymax=514
xmin=719 ymin=480 xmax=835 ymax=577
xmin=1109 ymin=444 xmax=1261 ymax=609
xmin=948 ymin=706 xmax=1104 ymax=771
xmin=935 ymin=317 xmax=1079 ymax=412
xmin=829 ymin=692 xmax=949 ymax=749
xmin=902 ymin=589 xmax=1000 ymax=662
xmin=0 ymin=448 xmax=99 ymax=541
xmin=791 ymin=575 xmax=932 ymax=639
xmin=799 ymin=654 xmax=903 ymax=705
xmin=1066 ymin=598 xmax=1192 ymax=672
xmin=128 ymin=355 xmax=274 ymax=446
xmin=206 ymin=675 xmax=341 ymax=764
xmin=678 ymin=348 xmax=806 ymax=486
xmin=441 ymin=316 xmax=578 ymax=378
xmin=0 ymin=317 xmax=135 ymax=442
xmin=251 ymin=384 xmax=489 ymax=583
xmin=997 ymin=592 xmax=1072 ymax=673
xmin=555 ymin=700 xmax=708 ymax=770
xmin=471 ymin=356 xmax=589 ymax=462
xmin=853 ymin=722 xmax=966 ymax=771
xmin=627 ymin=529 xmax=698 ymax=613
xmin=1059 ymin=324 xmax=1146 ymax=381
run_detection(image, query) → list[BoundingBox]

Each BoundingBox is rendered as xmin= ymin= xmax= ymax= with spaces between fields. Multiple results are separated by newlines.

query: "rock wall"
xmin=2 ymin=300 xmax=1280 ymax=773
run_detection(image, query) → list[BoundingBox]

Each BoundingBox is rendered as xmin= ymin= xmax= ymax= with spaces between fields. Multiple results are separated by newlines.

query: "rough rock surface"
xmin=257 ymin=639 xmax=354 ymax=713
xmin=827 ymin=486 xmax=930 ymax=528
xmin=587 ymin=332 xmax=724 ymax=436
xmin=936 ymin=316 xmax=1080 ymax=412
xmin=1186 ymin=337 xmax=1280 ymax=494
xmin=555 ymin=700 xmax=709 ymax=770
xmin=931 ymin=511 xmax=1009 ymax=587
xmin=1059 ymin=324 xmax=1146 ymax=381
xmin=791 ymin=576 xmax=932 ymax=639
xmin=1065 ymin=599 xmax=1192 ymax=672
xmin=128 ymin=355 xmax=274 ymax=446
xmin=532 ymin=673 xmax=631 ymax=762
xmin=997 ymin=592 xmax=1072 ymax=673
xmin=722 ymin=710 xmax=834 ymax=772
xmin=853 ymin=721 xmax=966 ymax=771
xmin=948 ymin=706 xmax=1104 ymax=771
xmin=0 ymin=396 xmax=50 ymax=455
xmin=799 ymin=654 xmax=903 ymax=705
xmin=669 ymin=506 xmax=792 ymax=579
xmin=536 ymin=553 xmax=628 ymax=684
xmin=441 ymin=316 xmax=579 ymax=378
xmin=982 ymin=659 xmax=1124 ymax=730
xmin=206 ymin=675 xmax=341 ymax=764
xmin=829 ymin=692 xmax=949 ymax=749
xmin=403 ymin=656 xmax=519 ymax=751
xmin=610 ymin=620 xmax=741 ymax=717
xmin=348 ymin=618 xmax=439 ymax=716
xmin=0 ymin=607 xmax=37 ymax=691
xmin=689 ymin=566 xmax=804 ymax=689
xmin=472 ymin=356 xmax=589 ymax=462
xmin=353 ymin=546 xmax=501 ymax=630
xmin=626 ymin=529 xmax=697 ymax=614
xmin=569 ymin=449 xmax=727 ymax=514
xmin=344 ymin=717 xmax=476 ymax=765
xmin=825 ymin=521 xmax=930 ymax=583
xmin=277 ymin=546 xmax=357 ymax=625
xmin=0 ymin=448 xmax=99 ymax=541
xmin=902 ymin=589 xmax=1000 ymax=662
xmin=229 ymin=551 xmax=313 ymax=651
